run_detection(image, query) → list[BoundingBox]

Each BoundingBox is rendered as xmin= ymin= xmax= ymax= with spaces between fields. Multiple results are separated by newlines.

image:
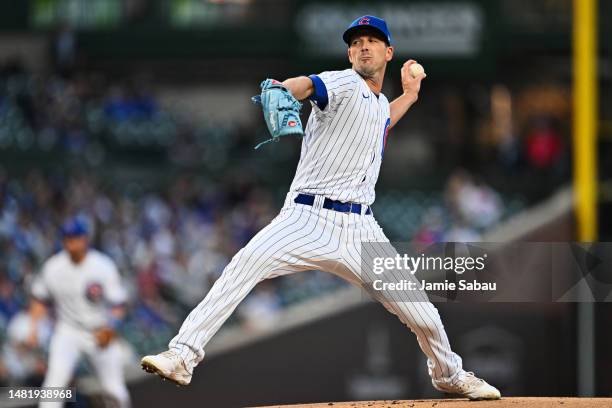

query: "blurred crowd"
xmin=413 ymin=169 xmax=506 ymax=244
xmin=0 ymin=60 xmax=242 ymax=169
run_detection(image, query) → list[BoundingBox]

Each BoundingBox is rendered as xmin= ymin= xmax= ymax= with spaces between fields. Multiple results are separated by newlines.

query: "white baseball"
xmin=409 ymin=63 xmax=425 ymax=78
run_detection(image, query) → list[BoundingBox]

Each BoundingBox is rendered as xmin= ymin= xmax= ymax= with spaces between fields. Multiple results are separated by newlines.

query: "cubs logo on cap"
xmin=343 ymin=15 xmax=392 ymax=45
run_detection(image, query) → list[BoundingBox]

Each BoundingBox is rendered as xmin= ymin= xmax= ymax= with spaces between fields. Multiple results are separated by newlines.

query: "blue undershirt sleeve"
xmin=308 ymin=74 xmax=329 ymax=111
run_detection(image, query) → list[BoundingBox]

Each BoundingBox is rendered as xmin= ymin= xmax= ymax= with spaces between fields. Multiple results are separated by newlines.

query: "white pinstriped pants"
xmin=169 ymin=192 xmax=463 ymax=382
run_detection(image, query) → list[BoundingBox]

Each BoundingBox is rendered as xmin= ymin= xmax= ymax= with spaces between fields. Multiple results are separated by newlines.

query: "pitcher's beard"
xmin=355 ymin=66 xmax=376 ymax=79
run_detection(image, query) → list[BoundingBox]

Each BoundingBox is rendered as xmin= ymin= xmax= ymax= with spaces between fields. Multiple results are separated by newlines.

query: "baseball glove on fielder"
xmin=252 ymin=79 xmax=303 ymax=149
xmin=94 ymin=327 xmax=116 ymax=348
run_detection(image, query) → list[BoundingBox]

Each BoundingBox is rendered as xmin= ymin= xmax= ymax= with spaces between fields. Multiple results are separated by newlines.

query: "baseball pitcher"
xmin=142 ymin=15 xmax=500 ymax=400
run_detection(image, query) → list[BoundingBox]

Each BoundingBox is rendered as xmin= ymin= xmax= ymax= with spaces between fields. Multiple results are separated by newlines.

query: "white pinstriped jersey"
xmin=32 ymin=250 xmax=128 ymax=331
xmin=289 ymin=69 xmax=391 ymax=206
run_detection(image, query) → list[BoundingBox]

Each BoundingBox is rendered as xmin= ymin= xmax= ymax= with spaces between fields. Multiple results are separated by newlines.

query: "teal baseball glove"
xmin=251 ymin=79 xmax=304 ymax=149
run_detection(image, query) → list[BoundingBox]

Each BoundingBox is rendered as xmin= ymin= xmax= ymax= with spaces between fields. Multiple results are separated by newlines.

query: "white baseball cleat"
xmin=432 ymin=370 xmax=501 ymax=400
xmin=141 ymin=350 xmax=193 ymax=386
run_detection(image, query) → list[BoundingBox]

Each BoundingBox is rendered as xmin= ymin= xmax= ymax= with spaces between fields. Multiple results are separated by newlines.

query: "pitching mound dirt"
xmin=259 ymin=397 xmax=612 ymax=408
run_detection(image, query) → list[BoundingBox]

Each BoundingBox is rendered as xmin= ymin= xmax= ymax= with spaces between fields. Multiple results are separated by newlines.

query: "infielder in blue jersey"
xmin=142 ymin=15 xmax=501 ymax=401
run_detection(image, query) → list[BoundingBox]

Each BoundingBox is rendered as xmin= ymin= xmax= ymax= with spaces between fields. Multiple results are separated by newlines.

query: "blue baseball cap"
xmin=343 ymin=15 xmax=392 ymax=46
xmin=61 ymin=217 xmax=89 ymax=238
